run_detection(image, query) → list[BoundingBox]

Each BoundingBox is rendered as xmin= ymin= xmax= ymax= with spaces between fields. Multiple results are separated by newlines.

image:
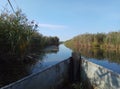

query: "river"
xmin=0 ymin=44 xmax=72 ymax=87
xmin=67 ymin=46 xmax=120 ymax=74
xmin=19 ymin=44 xmax=120 ymax=74
xmin=0 ymin=44 xmax=120 ymax=87
xmin=31 ymin=44 xmax=72 ymax=73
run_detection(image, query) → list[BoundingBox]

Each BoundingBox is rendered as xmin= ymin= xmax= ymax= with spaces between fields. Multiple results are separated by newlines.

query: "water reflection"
xmin=68 ymin=46 xmax=120 ymax=73
xmin=0 ymin=52 xmax=45 ymax=87
xmin=0 ymin=44 xmax=72 ymax=87
xmin=70 ymin=47 xmax=120 ymax=64
xmin=31 ymin=44 xmax=72 ymax=73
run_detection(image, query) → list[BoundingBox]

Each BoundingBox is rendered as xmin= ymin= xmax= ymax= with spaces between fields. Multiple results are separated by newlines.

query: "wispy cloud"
xmin=38 ymin=23 xmax=67 ymax=29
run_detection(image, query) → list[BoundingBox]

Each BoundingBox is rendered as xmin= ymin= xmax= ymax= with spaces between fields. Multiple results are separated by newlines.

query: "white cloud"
xmin=38 ymin=23 xmax=67 ymax=29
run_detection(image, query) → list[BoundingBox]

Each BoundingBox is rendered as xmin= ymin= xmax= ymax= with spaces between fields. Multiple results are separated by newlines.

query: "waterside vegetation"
xmin=0 ymin=9 xmax=59 ymax=61
xmin=65 ymin=32 xmax=120 ymax=64
xmin=65 ymin=32 xmax=120 ymax=50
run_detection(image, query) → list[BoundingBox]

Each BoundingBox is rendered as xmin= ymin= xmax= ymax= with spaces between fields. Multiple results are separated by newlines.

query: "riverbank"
xmin=65 ymin=32 xmax=120 ymax=51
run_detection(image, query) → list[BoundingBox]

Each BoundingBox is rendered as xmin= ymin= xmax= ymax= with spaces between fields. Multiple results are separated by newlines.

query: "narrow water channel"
xmin=31 ymin=44 xmax=72 ymax=73
xmin=0 ymin=44 xmax=120 ymax=88
xmin=32 ymin=44 xmax=120 ymax=74
xmin=0 ymin=44 xmax=72 ymax=87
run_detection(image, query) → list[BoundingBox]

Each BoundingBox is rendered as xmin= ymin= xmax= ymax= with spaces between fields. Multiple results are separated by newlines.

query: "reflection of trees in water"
xmin=0 ymin=52 xmax=45 ymax=88
xmin=69 ymin=46 xmax=120 ymax=64
xmin=104 ymin=50 xmax=120 ymax=64
xmin=0 ymin=46 xmax=59 ymax=88
xmin=44 ymin=46 xmax=59 ymax=54
xmin=0 ymin=59 xmax=29 ymax=87
xmin=45 ymin=49 xmax=59 ymax=54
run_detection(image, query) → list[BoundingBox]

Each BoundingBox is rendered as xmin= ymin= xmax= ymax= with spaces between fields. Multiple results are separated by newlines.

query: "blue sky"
xmin=1 ymin=0 xmax=120 ymax=41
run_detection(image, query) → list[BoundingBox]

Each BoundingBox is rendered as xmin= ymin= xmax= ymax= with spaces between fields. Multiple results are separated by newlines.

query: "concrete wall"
xmin=81 ymin=59 xmax=120 ymax=89
xmin=1 ymin=58 xmax=70 ymax=89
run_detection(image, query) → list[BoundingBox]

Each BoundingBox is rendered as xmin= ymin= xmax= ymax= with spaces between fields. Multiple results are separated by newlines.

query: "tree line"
xmin=65 ymin=32 xmax=120 ymax=50
xmin=0 ymin=10 xmax=59 ymax=61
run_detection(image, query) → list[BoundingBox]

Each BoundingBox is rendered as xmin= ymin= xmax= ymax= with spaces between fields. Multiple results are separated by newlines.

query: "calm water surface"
xmin=31 ymin=44 xmax=72 ymax=73
xmin=69 ymin=46 xmax=120 ymax=74
xmin=0 ymin=44 xmax=72 ymax=87
xmin=1 ymin=44 xmax=120 ymax=87
xmin=33 ymin=44 xmax=120 ymax=74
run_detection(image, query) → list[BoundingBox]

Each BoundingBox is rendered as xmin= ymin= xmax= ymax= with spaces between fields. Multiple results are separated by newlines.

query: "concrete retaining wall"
xmin=81 ymin=58 xmax=120 ymax=89
xmin=1 ymin=58 xmax=70 ymax=89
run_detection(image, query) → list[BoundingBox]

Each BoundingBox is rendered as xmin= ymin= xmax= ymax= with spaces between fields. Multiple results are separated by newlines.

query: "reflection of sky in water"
xmin=32 ymin=44 xmax=72 ymax=73
xmin=32 ymin=44 xmax=120 ymax=74
xmin=86 ymin=58 xmax=120 ymax=74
